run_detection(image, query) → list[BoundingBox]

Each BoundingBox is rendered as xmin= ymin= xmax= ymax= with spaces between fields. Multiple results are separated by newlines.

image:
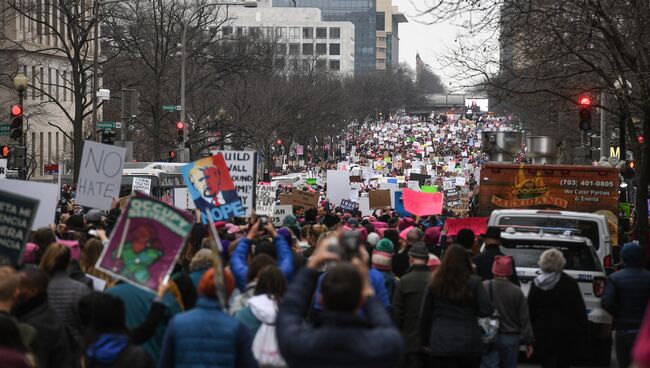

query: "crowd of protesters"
xmin=0 ymin=114 xmax=649 ymax=368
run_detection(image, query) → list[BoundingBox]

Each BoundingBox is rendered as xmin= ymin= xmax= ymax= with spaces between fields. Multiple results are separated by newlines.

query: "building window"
xmin=289 ymin=27 xmax=300 ymax=38
xmin=55 ymin=132 xmax=59 ymax=162
xmin=302 ymin=43 xmax=313 ymax=55
xmin=39 ymin=67 xmax=44 ymax=101
xmin=289 ymin=43 xmax=300 ymax=55
xmin=263 ymin=27 xmax=273 ymax=37
xmin=55 ymin=70 xmax=59 ymax=100
xmin=222 ymin=26 xmax=233 ymax=36
xmin=236 ymin=27 xmax=245 ymax=36
xmin=329 ymin=60 xmax=340 ymax=71
xmin=329 ymin=43 xmax=340 ymax=56
xmin=302 ymin=27 xmax=313 ymax=39
xmin=316 ymin=59 xmax=326 ymax=70
xmin=31 ymin=66 xmax=36 ymax=99
xmin=316 ymin=27 xmax=327 ymax=38
xmin=275 ymin=27 xmax=286 ymax=37
xmin=39 ymin=132 xmax=44 ymax=176
xmin=48 ymin=68 xmax=52 ymax=100
xmin=329 ymin=27 xmax=340 ymax=39
xmin=376 ymin=12 xmax=385 ymax=31
xmin=315 ymin=43 xmax=327 ymax=55
xmin=248 ymin=27 xmax=261 ymax=37
xmin=276 ymin=43 xmax=287 ymax=55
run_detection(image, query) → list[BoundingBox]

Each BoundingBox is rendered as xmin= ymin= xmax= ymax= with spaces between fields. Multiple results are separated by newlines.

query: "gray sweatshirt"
xmin=484 ymin=278 xmax=534 ymax=345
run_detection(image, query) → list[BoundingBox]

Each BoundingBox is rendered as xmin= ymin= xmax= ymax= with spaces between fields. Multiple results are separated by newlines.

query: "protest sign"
xmin=369 ymin=190 xmax=391 ymax=209
xmin=327 ymin=170 xmax=350 ymax=208
xmin=1 ymin=180 xmax=58 ymax=229
xmin=358 ymin=196 xmax=372 ymax=216
xmin=75 ymin=141 xmax=126 ymax=210
xmin=181 ymin=153 xmax=244 ymax=222
xmin=409 ymin=173 xmax=431 ymax=185
xmin=292 ymin=190 xmax=319 ymax=209
xmin=306 ymin=178 xmax=317 ymax=186
xmin=407 ymin=180 xmax=421 ymax=191
xmin=0 ymin=159 xmax=6 ymax=179
xmin=444 ymin=188 xmax=463 ymax=208
xmin=444 ymin=217 xmax=488 ymax=237
xmin=172 ymin=188 xmax=195 ymax=210
xmin=455 ymin=176 xmax=467 ymax=187
xmin=96 ymin=193 xmax=193 ymax=292
xmin=279 ymin=194 xmax=293 ymax=205
xmin=443 ymin=179 xmax=456 ymax=191
xmin=402 ymin=188 xmax=443 ymax=216
xmin=271 ymin=205 xmax=293 ymax=227
xmin=0 ymin=189 xmax=39 ymax=266
xmin=340 ymin=199 xmax=359 ymax=213
xmin=215 ymin=150 xmax=256 ymax=217
xmin=349 ymin=184 xmax=360 ymax=202
xmin=132 ymin=177 xmax=152 ymax=195
xmin=421 ymin=185 xmax=438 ymax=193
xmin=349 ymin=175 xmax=363 ymax=183
xmin=394 ymin=191 xmax=413 ymax=217
xmin=255 ymin=185 xmax=276 ymax=217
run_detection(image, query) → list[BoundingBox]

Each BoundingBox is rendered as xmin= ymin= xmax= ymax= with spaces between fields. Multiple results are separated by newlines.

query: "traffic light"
xmin=0 ymin=145 xmax=9 ymax=158
xmin=10 ymin=104 xmax=23 ymax=140
xmin=578 ymin=96 xmax=592 ymax=131
xmin=100 ymin=129 xmax=116 ymax=145
xmin=168 ymin=150 xmax=176 ymax=162
xmin=638 ymin=135 xmax=645 ymax=145
xmin=176 ymin=122 xmax=184 ymax=143
xmin=277 ymin=139 xmax=282 ymax=145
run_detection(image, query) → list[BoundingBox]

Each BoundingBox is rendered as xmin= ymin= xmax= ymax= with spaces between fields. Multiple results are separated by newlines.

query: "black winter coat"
xmin=419 ymin=275 xmax=494 ymax=357
xmin=392 ymin=265 xmax=431 ymax=352
xmin=473 ymin=245 xmax=520 ymax=285
xmin=277 ymin=268 xmax=405 ymax=368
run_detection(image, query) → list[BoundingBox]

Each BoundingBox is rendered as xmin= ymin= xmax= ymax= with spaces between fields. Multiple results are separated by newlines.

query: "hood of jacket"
xmin=248 ymin=294 xmax=278 ymax=324
xmin=85 ymin=333 xmax=128 ymax=365
xmin=534 ymin=271 xmax=562 ymax=291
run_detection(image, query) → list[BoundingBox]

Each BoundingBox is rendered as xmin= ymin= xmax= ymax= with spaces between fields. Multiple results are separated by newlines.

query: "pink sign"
xmin=402 ymin=188 xmax=443 ymax=216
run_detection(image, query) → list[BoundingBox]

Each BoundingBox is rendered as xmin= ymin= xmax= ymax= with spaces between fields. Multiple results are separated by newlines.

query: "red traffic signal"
xmin=579 ymin=96 xmax=591 ymax=106
xmin=1 ymin=145 xmax=9 ymax=158
xmin=638 ymin=136 xmax=645 ymax=144
xmin=176 ymin=121 xmax=185 ymax=129
xmin=11 ymin=104 xmax=23 ymax=116
xmin=277 ymin=139 xmax=282 ymax=145
xmin=10 ymin=104 xmax=24 ymax=140
xmin=176 ymin=122 xmax=184 ymax=143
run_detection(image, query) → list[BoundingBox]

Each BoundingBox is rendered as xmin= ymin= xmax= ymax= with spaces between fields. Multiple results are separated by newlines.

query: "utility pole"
xmin=600 ymin=92 xmax=609 ymax=159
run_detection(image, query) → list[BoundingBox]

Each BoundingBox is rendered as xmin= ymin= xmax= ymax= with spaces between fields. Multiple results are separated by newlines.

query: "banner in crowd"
xmin=327 ymin=170 xmax=350 ymax=208
xmin=1 ymin=179 xmax=58 ymax=229
xmin=402 ymin=188 xmax=443 ymax=216
xmin=75 ymin=141 xmax=126 ymax=210
xmin=271 ymin=205 xmax=293 ymax=227
xmin=340 ymin=199 xmax=359 ymax=213
xmin=444 ymin=217 xmax=488 ymax=237
xmin=369 ymin=189 xmax=391 ymax=209
xmin=214 ymin=150 xmax=256 ymax=217
xmin=0 ymin=189 xmax=39 ymax=266
xmin=292 ymin=190 xmax=319 ymax=209
xmin=255 ymin=184 xmax=276 ymax=217
xmin=181 ymin=153 xmax=245 ymax=222
xmin=96 ymin=192 xmax=193 ymax=292
xmin=132 ymin=177 xmax=152 ymax=195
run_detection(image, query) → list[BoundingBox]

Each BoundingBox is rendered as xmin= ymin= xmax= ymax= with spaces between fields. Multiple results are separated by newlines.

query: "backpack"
xmin=251 ymin=321 xmax=286 ymax=367
xmin=478 ymin=280 xmax=500 ymax=344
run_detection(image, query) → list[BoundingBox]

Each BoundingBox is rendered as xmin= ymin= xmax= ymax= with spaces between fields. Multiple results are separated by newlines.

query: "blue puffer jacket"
xmin=601 ymin=266 xmax=650 ymax=331
xmin=231 ymin=236 xmax=294 ymax=291
xmin=159 ymin=297 xmax=258 ymax=368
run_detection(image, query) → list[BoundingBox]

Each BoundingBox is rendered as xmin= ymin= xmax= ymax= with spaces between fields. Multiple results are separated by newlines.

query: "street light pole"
xmin=179 ymin=0 xmax=257 ymax=162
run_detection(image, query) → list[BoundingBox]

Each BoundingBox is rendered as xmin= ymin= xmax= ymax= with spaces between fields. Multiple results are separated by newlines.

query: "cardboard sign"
xmin=96 ymin=193 xmax=193 ymax=292
xmin=1 ymin=180 xmax=58 ymax=229
xmin=215 ymin=150 xmax=256 ymax=217
xmin=132 ymin=177 xmax=152 ymax=195
xmin=271 ymin=205 xmax=293 ymax=227
xmin=255 ymin=185 xmax=276 ymax=217
xmin=279 ymin=194 xmax=293 ymax=205
xmin=0 ymin=189 xmax=39 ymax=266
xmin=327 ymin=170 xmax=351 ymax=208
xmin=292 ymin=190 xmax=319 ymax=209
xmin=181 ymin=153 xmax=245 ymax=222
xmin=402 ymin=188 xmax=443 ymax=216
xmin=76 ymin=141 xmax=126 ymax=210
xmin=369 ymin=190 xmax=391 ymax=209
xmin=340 ymin=199 xmax=359 ymax=213
xmin=444 ymin=217 xmax=489 ymax=237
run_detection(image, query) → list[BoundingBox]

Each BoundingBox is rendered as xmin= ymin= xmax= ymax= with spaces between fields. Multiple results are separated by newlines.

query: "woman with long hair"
xmin=236 ymin=265 xmax=287 ymax=336
xmin=419 ymin=244 xmax=494 ymax=368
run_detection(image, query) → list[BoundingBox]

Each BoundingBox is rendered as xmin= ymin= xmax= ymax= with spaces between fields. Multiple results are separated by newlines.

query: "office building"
xmin=375 ymin=0 xmax=407 ymax=70
xmin=273 ymin=0 xmax=375 ymax=75
xmin=224 ymin=0 xmax=355 ymax=76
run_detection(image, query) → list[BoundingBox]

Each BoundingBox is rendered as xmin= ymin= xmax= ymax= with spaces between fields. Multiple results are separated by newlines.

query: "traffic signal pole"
xmin=17 ymin=90 xmax=26 ymax=180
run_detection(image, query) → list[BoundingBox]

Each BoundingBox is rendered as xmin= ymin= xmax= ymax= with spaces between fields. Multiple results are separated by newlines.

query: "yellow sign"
xmin=610 ymin=146 xmax=620 ymax=158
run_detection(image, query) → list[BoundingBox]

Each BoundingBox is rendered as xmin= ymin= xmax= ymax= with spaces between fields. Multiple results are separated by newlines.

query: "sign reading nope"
xmin=76 ymin=141 xmax=126 ymax=210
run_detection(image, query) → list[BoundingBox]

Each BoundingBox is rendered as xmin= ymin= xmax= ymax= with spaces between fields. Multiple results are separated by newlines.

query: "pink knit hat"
xmin=399 ymin=226 xmax=414 ymax=240
xmin=492 ymin=256 xmax=513 ymax=277
xmin=428 ymin=253 xmax=441 ymax=270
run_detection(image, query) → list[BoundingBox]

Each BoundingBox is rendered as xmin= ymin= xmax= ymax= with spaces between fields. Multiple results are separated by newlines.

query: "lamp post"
xmin=179 ymin=0 xmax=257 ymax=162
xmin=13 ymin=73 xmax=28 ymax=180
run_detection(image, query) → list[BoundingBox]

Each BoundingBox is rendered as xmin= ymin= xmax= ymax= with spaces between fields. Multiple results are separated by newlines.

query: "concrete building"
xmin=272 ymin=0 xmax=374 ymax=75
xmin=0 ymin=3 xmax=99 ymax=179
xmin=375 ymin=0 xmax=407 ymax=70
xmin=224 ymin=0 xmax=355 ymax=76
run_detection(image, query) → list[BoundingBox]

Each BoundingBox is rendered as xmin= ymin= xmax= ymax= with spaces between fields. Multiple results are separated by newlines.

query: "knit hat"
xmin=282 ymin=214 xmax=298 ymax=228
xmin=366 ymin=233 xmax=381 ymax=247
xmin=398 ymin=217 xmax=415 ymax=231
xmin=347 ymin=218 xmax=359 ymax=228
xmin=85 ymin=209 xmax=103 ymax=223
xmin=399 ymin=226 xmax=414 ymax=240
xmin=621 ymin=242 xmax=643 ymax=266
xmin=492 ymin=255 xmax=513 ymax=277
xmin=423 ymin=227 xmax=441 ymax=246
xmin=372 ymin=250 xmax=392 ymax=271
xmin=375 ymin=238 xmax=394 ymax=253
xmin=407 ymin=242 xmax=429 ymax=259
xmin=428 ymin=253 xmax=441 ymax=269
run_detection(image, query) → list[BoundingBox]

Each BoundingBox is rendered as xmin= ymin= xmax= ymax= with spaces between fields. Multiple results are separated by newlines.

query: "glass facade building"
xmin=273 ymin=0 xmax=377 ymax=74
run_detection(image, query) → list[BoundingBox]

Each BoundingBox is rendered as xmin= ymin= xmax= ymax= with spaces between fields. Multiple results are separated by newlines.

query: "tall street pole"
xmin=91 ymin=0 xmax=100 ymax=141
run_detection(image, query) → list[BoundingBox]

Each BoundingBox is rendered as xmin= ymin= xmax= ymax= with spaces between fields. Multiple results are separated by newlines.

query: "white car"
xmin=494 ymin=227 xmax=612 ymax=366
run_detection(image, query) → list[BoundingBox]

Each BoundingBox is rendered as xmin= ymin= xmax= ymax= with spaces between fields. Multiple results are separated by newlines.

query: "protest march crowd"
xmin=1 ymin=113 xmax=650 ymax=368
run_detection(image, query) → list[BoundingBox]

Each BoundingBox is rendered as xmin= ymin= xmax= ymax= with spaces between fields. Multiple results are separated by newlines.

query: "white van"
xmin=488 ymin=209 xmax=613 ymax=270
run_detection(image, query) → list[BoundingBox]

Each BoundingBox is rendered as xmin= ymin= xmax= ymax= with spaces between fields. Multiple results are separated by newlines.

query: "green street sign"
xmin=162 ymin=105 xmax=181 ymax=112
xmin=97 ymin=121 xmax=116 ymax=129
xmin=0 ymin=124 xmax=9 ymax=136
